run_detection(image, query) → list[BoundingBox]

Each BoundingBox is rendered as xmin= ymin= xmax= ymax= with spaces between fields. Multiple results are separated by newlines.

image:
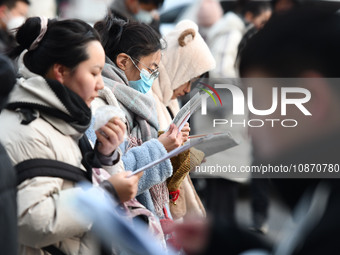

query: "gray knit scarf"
xmin=102 ymin=57 xmax=159 ymax=142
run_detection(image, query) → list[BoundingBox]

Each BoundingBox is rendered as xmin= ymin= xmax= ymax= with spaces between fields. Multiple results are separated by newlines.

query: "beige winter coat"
xmin=0 ymin=58 xmax=106 ymax=255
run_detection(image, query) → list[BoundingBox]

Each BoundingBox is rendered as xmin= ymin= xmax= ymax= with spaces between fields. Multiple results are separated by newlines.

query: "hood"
xmin=153 ymin=20 xmax=216 ymax=106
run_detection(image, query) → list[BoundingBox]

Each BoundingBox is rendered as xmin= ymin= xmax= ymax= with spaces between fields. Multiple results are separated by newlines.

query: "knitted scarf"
xmin=101 ymin=57 xmax=159 ymax=142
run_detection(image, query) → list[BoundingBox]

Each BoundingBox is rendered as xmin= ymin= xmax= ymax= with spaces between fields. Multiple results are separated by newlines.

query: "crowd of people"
xmin=1 ymin=0 xmax=340 ymax=254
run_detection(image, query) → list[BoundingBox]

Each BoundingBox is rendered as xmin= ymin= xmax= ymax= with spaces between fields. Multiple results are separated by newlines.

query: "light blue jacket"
xmin=86 ymin=126 xmax=173 ymax=215
xmin=120 ymin=139 xmax=172 ymax=214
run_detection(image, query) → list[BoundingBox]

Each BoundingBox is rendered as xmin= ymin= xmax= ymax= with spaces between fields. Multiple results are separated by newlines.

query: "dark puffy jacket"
xmin=0 ymin=143 xmax=17 ymax=254
xmin=0 ymin=54 xmax=18 ymax=254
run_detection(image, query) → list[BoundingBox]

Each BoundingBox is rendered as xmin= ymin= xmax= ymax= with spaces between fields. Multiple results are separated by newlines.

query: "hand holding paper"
xmin=181 ymin=123 xmax=190 ymax=143
xmin=94 ymin=105 xmax=127 ymax=156
xmin=128 ymin=132 xmax=238 ymax=177
xmin=158 ymin=124 xmax=182 ymax=152
xmin=107 ymin=171 xmax=142 ymax=202
xmin=95 ymin=117 xmax=126 ymax=156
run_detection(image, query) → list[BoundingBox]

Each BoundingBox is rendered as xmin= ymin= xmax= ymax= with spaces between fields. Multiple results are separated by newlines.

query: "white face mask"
xmin=134 ymin=10 xmax=153 ymax=24
xmin=7 ymin=16 xmax=26 ymax=35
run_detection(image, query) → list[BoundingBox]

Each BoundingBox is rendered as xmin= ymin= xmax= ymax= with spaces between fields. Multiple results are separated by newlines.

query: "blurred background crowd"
xmin=1 ymin=0 xmax=340 ymax=255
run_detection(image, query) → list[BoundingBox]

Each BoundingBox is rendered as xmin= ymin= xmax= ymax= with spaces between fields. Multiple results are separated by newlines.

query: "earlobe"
xmin=116 ymin=53 xmax=129 ymax=71
xmin=52 ymin=63 xmax=68 ymax=84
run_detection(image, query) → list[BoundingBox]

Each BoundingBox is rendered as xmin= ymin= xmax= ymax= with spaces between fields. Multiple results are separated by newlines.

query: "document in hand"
xmin=69 ymin=183 xmax=174 ymax=255
xmin=128 ymin=132 xmax=238 ymax=177
xmin=189 ymin=132 xmax=239 ymax=158
xmin=170 ymin=91 xmax=209 ymax=132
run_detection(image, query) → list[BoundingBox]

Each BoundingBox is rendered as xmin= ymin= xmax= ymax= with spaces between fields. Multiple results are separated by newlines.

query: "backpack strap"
xmin=15 ymin=158 xmax=91 ymax=255
xmin=15 ymin=158 xmax=91 ymax=185
xmin=15 ymin=159 xmax=113 ymax=255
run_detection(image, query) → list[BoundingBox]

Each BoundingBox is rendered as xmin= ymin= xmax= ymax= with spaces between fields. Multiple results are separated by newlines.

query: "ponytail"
xmin=9 ymin=17 xmax=101 ymax=76
xmin=94 ymin=15 xmax=164 ymax=63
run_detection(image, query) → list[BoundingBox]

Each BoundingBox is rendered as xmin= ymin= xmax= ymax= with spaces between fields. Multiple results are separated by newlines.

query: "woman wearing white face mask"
xmin=126 ymin=54 xmax=160 ymax=94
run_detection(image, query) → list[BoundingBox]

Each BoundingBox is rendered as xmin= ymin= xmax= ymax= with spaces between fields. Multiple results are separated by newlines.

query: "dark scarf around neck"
xmin=7 ymin=78 xmax=92 ymax=133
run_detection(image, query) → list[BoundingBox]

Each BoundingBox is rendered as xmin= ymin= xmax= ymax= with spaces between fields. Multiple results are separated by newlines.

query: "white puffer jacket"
xmin=207 ymin=11 xmax=246 ymax=78
xmin=0 ymin=56 xmax=101 ymax=255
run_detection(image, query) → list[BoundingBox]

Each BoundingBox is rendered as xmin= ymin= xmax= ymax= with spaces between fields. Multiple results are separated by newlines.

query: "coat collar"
xmin=8 ymin=52 xmax=91 ymax=138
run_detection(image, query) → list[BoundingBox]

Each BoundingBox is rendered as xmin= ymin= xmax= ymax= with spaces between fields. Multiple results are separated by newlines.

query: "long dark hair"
xmin=94 ymin=15 xmax=164 ymax=63
xmin=9 ymin=17 xmax=101 ymax=76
